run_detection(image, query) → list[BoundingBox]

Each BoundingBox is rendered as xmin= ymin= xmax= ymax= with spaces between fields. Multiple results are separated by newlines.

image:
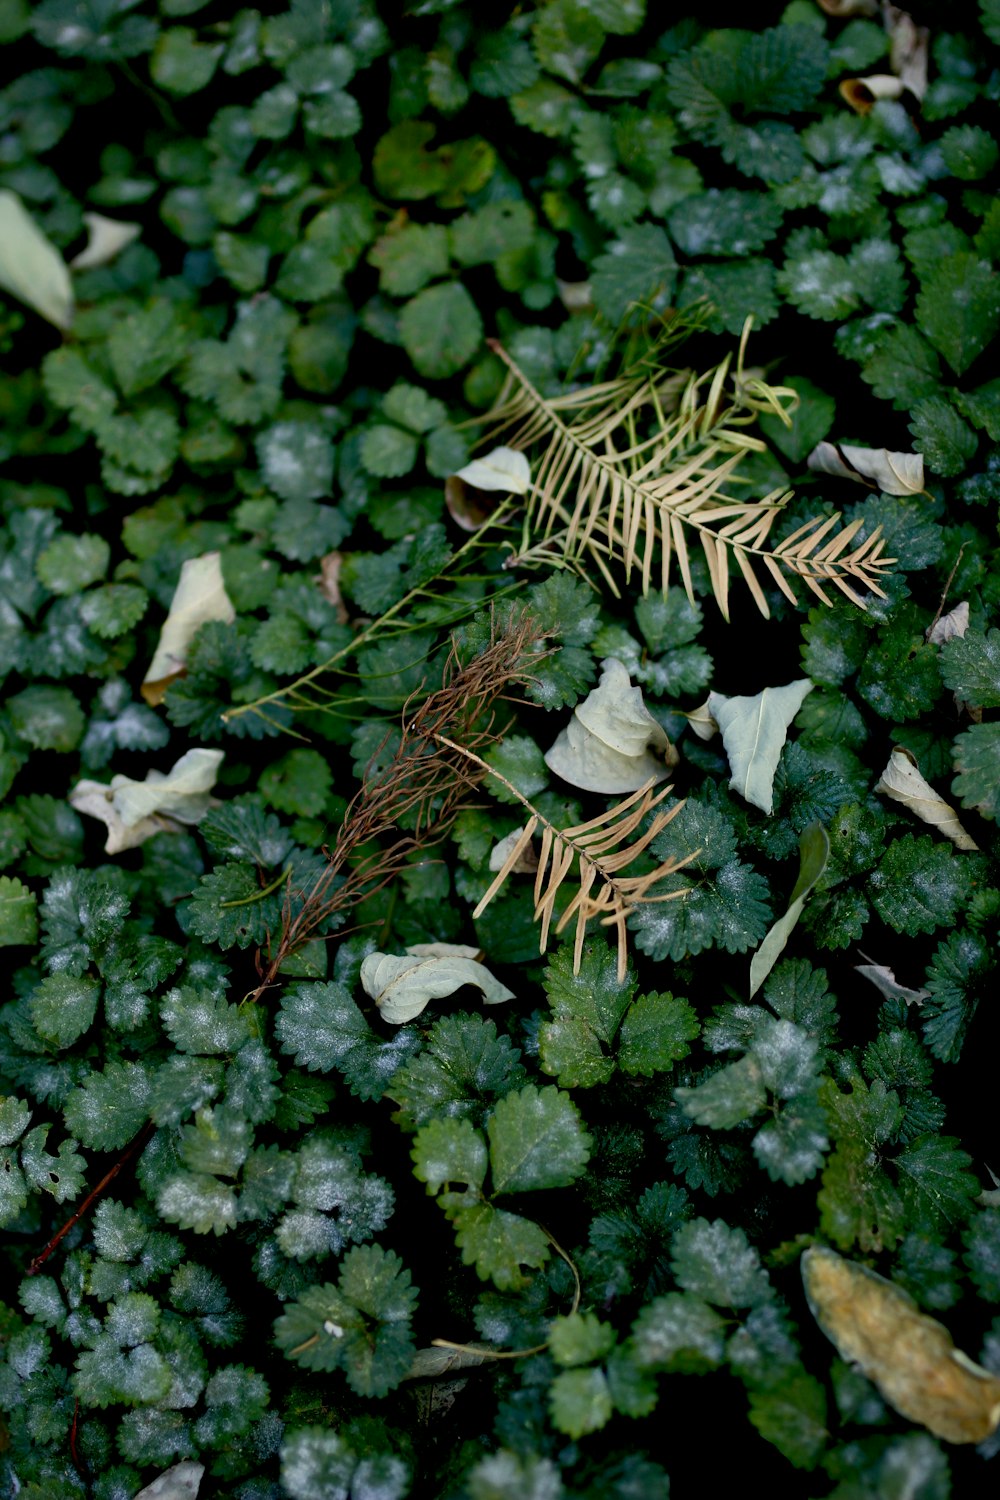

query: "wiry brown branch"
xmin=245 ymin=611 xmax=548 ymax=1001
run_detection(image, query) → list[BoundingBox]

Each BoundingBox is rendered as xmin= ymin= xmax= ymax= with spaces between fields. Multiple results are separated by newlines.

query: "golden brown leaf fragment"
xmin=802 ymin=1246 xmax=1000 ymax=1444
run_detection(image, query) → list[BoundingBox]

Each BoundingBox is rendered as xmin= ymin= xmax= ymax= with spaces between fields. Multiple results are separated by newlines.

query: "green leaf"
xmin=452 ymin=1201 xmax=552 ymax=1291
xmin=908 ymin=396 xmax=978 ymax=478
xmin=939 ymin=628 xmax=1000 ymax=708
xmin=618 ymin=992 xmax=699 ymax=1077
xmin=399 ymin=281 xmax=483 ymax=379
xmin=368 ymin=221 xmax=450 ymax=297
xmin=921 ymin=930 xmax=991 ymax=1062
xmin=747 ymin=1373 xmax=828 ymax=1470
xmin=671 ymin=1217 xmax=771 ymax=1307
xmin=951 ymin=722 xmax=1000 ymax=822
xmin=64 ymin=1061 xmax=152 ymax=1151
xmin=150 ymin=26 xmax=222 ymax=94
xmin=631 ymin=1291 xmax=727 ymax=1373
xmin=36 ymin=533 xmax=109 ymax=594
xmin=276 ymin=982 xmax=421 ymax=1103
xmin=869 ymin=836 xmax=966 ymax=936
xmin=0 ymin=874 xmax=37 ymax=946
xmin=549 ymin=1309 xmax=616 ymax=1367
xmin=939 ymin=123 xmax=999 ymax=180
xmin=668 ymin=189 xmax=783 ymax=258
xmin=676 ymin=1055 xmax=767 ymax=1130
xmin=391 ymin=1016 xmax=525 ymax=1136
xmin=79 ymin=583 xmax=149 ymax=639
xmin=590 ymin=224 xmax=676 ymax=325
xmin=8 ymin=686 xmax=86 ymax=752
xmin=749 ymin=823 xmax=829 ymax=998
xmin=916 ymin=254 xmax=1000 ymax=375
xmin=632 ymin=859 xmax=772 ymax=961
xmin=274 ymin=1244 xmax=418 ymax=1396
xmin=30 ymin=973 xmax=100 ymax=1048
xmin=487 ymin=1085 xmax=591 ymax=1194
xmin=257 ymin=421 xmax=334 ymax=503
xmin=549 ymin=1366 xmax=613 ymax=1439
xmin=861 ymin=323 xmax=943 ymax=410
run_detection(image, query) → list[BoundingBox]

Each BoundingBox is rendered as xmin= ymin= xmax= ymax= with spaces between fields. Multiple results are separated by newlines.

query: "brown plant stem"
xmin=243 ymin=611 xmax=548 ymax=1003
xmin=27 ymin=1122 xmax=156 ymax=1277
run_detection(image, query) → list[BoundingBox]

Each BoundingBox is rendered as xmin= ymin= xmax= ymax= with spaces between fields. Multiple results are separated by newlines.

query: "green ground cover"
xmin=1 ymin=0 xmax=999 ymax=1495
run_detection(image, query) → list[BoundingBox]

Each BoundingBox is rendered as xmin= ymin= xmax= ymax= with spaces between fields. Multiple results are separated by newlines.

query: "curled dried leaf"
xmin=446 ymin=446 xmax=530 ymax=532
xmin=875 ymin=747 xmax=979 ymax=851
xmin=854 ymin=953 xmax=930 ymax=1006
xmin=802 ymin=1245 xmax=1000 ymax=1444
xmin=70 ymin=212 xmax=141 ymax=270
xmin=360 ymin=945 xmax=514 ymax=1024
xmin=807 ymin=441 xmax=925 ymax=496
xmin=839 ymin=75 xmax=906 ymax=113
xmin=545 ymin=659 xmax=676 ymax=794
xmin=70 ymin=749 xmax=225 ymax=855
xmin=142 ymin=553 xmax=236 ymax=705
xmin=926 ymin=601 xmax=970 ymax=646
xmin=488 ymin=826 xmax=539 ymax=875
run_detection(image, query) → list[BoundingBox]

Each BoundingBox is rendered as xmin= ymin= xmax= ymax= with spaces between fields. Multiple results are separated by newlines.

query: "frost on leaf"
xmin=802 ymin=1245 xmax=1000 ymax=1444
xmin=142 ymin=554 xmax=236 ymax=706
xmin=545 ymin=659 xmax=676 ymax=793
xmin=875 ymin=747 xmax=978 ymax=851
xmin=806 ymin=440 xmax=924 ymax=496
xmin=360 ymin=944 xmax=515 ymax=1024
xmin=70 ymin=748 xmax=224 ymax=854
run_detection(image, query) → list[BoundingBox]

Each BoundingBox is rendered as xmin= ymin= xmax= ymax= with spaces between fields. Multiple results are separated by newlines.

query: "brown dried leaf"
xmin=802 ymin=1246 xmax=1000 ymax=1444
xmin=317 ymin=551 xmax=350 ymax=623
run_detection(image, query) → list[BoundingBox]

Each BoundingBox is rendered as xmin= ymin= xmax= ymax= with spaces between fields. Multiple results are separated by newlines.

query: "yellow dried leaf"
xmin=802 ymin=1246 xmax=1000 ymax=1445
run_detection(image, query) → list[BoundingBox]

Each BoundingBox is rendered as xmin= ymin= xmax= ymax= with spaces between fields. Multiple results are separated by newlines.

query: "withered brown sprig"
xmin=246 ymin=609 xmax=547 ymax=1000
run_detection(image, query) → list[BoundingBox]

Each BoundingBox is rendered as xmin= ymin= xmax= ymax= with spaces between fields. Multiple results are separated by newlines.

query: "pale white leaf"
xmin=451 ymin=446 xmax=531 ymax=495
xmin=406 ymin=942 xmax=481 ymax=959
xmin=875 ymin=747 xmax=979 ymax=851
xmin=70 ymin=212 xmax=141 ymax=270
xmin=806 ymin=441 xmax=924 ymax=496
xmin=887 ymin=3 xmax=928 ymax=100
xmin=142 ymin=553 xmax=236 ymax=705
xmin=134 ymin=1463 xmax=204 ymax=1500
xmin=0 ymin=189 xmax=74 ymax=330
xmin=749 ymin=823 xmax=829 ymax=997
xmin=111 ymin=748 xmax=226 ymax=829
xmin=854 ymin=953 xmax=930 ymax=1006
xmin=488 ymin=827 xmax=538 ymax=874
xmin=926 ymin=601 xmax=969 ymax=645
xmin=545 ymin=658 xmax=675 ymax=794
xmin=684 ymin=699 xmax=719 ymax=741
xmin=70 ymin=750 xmax=224 ymax=855
xmin=69 ymin=780 xmax=167 ymax=855
xmin=360 ymin=949 xmax=515 ymax=1025
xmin=708 ymin=679 xmax=813 ymax=814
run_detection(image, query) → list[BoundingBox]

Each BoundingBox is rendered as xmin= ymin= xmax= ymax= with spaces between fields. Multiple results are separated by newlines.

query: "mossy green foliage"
xmin=1 ymin=1 xmax=1000 ymax=1496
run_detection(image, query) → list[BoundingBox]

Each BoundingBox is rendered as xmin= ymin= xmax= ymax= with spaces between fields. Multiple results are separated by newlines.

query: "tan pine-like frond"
xmin=435 ymin=736 xmax=697 ymax=981
xmin=478 ymin=326 xmax=895 ymax=618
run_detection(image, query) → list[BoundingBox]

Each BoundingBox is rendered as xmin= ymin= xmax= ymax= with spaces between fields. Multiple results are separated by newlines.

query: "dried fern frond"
xmin=478 ymin=323 xmax=894 ymax=618
xmin=436 ymin=736 xmax=697 ymax=981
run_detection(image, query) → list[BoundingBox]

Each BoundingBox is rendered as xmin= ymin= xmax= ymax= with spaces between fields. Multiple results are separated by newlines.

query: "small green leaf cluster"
xmin=1 ymin=0 xmax=1000 ymax=1497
